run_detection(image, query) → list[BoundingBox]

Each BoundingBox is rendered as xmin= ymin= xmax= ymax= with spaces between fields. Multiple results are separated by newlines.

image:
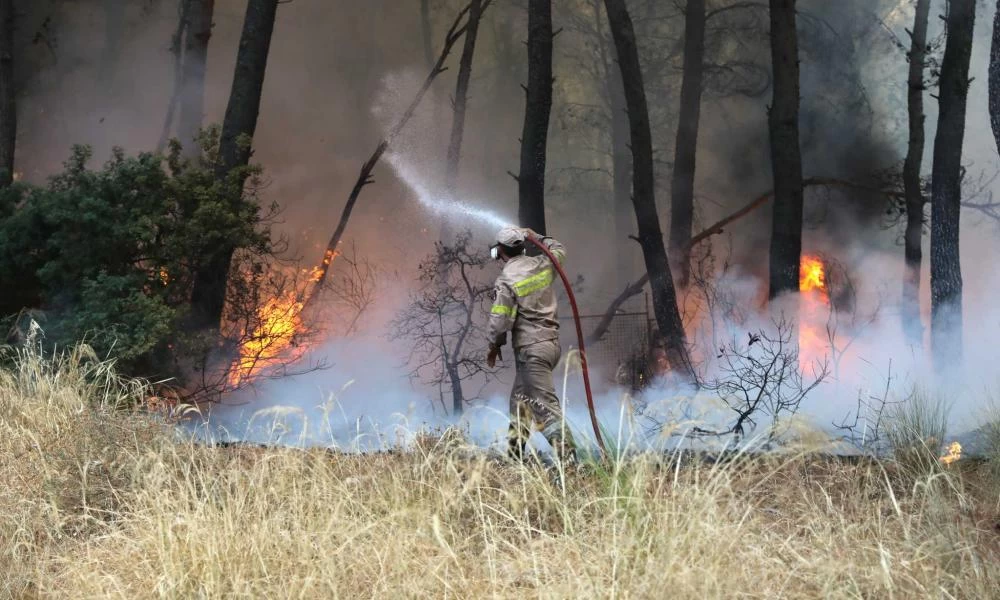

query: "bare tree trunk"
xmin=443 ymin=0 xmax=488 ymax=240
xmin=603 ymin=0 xmax=694 ymax=381
xmin=518 ymin=0 xmax=553 ymax=235
xmin=190 ymin=0 xmax=279 ymax=330
xmin=0 ymin=0 xmax=13 ymax=188
xmin=931 ymin=0 xmax=976 ymax=368
xmin=766 ymin=0 xmax=804 ymax=300
xmin=990 ymin=0 xmax=1000 ymax=158
xmin=902 ymin=0 xmax=930 ymax=344
xmin=179 ymin=0 xmax=215 ymax=156
xmin=669 ymin=0 xmax=706 ymax=288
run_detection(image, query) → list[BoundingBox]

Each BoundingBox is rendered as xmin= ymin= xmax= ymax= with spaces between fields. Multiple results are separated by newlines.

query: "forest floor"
xmin=2 ymin=347 xmax=1000 ymax=599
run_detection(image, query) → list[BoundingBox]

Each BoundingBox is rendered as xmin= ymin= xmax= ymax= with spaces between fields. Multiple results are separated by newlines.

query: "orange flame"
xmin=799 ymin=256 xmax=827 ymax=293
xmin=798 ymin=255 xmax=830 ymax=373
xmin=227 ymin=291 xmax=306 ymax=387
xmin=226 ymin=250 xmax=338 ymax=388
xmin=305 ymin=249 xmax=338 ymax=283
xmin=939 ymin=441 xmax=962 ymax=466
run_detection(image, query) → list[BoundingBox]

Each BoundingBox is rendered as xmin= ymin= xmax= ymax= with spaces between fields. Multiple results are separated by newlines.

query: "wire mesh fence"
xmin=559 ymin=296 xmax=654 ymax=390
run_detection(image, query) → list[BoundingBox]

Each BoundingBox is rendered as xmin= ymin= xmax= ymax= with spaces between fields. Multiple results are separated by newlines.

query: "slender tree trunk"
xmin=179 ymin=0 xmax=215 ymax=156
xmin=603 ymin=0 xmax=694 ymax=381
xmin=931 ymin=0 xmax=976 ymax=368
xmin=902 ymin=0 xmax=930 ymax=344
xmin=448 ymin=363 xmax=464 ymax=415
xmin=989 ymin=0 xmax=1000 ymax=157
xmin=190 ymin=0 xmax=279 ymax=330
xmin=443 ymin=0 xmax=486 ymax=240
xmin=669 ymin=0 xmax=706 ymax=288
xmin=0 ymin=0 xmax=13 ymax=188
xmin=518 ymin=0 xmax=553 ymax=235
xmin=766 ymin=0 xmax=804 ymax=300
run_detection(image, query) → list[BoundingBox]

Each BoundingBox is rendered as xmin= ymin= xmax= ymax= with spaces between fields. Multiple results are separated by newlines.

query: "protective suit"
xmin=487 ymin=228 xmax=577 ymax=463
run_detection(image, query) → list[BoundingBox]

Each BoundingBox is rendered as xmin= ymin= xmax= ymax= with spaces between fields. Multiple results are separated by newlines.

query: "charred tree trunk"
xmin=443 ymin=0 xmax=487 ymax=240
xmin=990 ymin=0 xmax=1000 ymax=158
xmin=0 ymin=0 xmax=13 ymax=188
xmin=179 ymin=0 xmax=215 ymax=156
xmin=518 ymin=0 xmax=553 ymax=235
xmin=931 ymin=0 xmax=976 ymax=367
xmin=603 ymin=0 xmax=694 ymax=381
xmin=669 ymin=0 xmax=706 ymax=288
xmin=766 ymin=0 xmax=804 ymax=300
xmin=902 ymin=0 xmax=930 ymax=344
xmin=190 ymin=0 xmax=279 ymax=330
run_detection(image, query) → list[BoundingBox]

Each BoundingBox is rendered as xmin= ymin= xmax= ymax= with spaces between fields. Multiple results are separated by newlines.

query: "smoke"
xmin=14 ymin=1 xmax=1000 ymax=453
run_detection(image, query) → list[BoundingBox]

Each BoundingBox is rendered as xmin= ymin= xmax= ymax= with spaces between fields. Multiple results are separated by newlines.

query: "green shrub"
xmin=0 ymin=130 xmax=275 ymax=375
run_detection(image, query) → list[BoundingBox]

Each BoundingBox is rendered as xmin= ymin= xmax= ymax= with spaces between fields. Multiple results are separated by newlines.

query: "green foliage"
xmin=0 ymin=129 xmax=274 ymax=373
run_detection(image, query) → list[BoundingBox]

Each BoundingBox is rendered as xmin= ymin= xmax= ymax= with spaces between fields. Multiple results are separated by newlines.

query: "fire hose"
xmin=524 ymin=234 xmax=606 ymax=457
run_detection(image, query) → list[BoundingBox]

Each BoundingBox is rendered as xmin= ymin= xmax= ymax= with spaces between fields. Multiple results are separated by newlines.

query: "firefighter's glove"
xmin=487 ymin=344 xmax=503 ymax=368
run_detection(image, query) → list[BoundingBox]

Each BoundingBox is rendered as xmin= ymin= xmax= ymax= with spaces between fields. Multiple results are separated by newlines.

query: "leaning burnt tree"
xmin=603 ymin=0 xmax=694 ymax=380
xmin=0 ymin=0 xmax=14 ymax=188
xmin=190 ymin=0 xmax=279 ymax=330
xmin=303 ymin=3 xmax=475 ymax=309
xmin=518 ymin=0 xmax=553 ymax=235
xmin=669 ymin=0 xmax=706 ymax=289
xmin=931 ymin=0 xmax=976 ymax=368
xmin=767 ymin=0 xmax=804 ymax=300
xmin=902 ymin=0 xmax=931 ymax=344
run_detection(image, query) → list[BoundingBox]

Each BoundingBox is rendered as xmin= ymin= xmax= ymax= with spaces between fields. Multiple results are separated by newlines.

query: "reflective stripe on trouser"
xmin=507 ymin=339 xmax=576 ymax=462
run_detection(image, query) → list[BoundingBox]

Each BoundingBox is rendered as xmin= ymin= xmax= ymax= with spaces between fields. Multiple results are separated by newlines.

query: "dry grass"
xmin=2 ymin=345 xmax=999 ymax=599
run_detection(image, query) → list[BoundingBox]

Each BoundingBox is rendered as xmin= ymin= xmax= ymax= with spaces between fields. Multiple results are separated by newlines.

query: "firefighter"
xmin=486 ymin=226 xmax=577 ymax=465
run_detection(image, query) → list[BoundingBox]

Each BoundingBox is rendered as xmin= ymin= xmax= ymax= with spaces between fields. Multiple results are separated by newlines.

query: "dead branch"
xmin=691 ymin=317 xmax=828 ymax=443
xmin=301 ymin=2 xmax=475 ymax=313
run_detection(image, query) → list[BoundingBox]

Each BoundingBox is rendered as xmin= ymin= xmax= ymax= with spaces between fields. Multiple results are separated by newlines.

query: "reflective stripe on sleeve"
xmin=491 ymin=304 xmax=517 ymax=318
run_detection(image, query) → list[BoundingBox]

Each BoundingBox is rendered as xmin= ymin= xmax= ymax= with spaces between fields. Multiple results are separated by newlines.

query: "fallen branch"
xmin=301 ymin=1 xmax=474 ymax=311
xmin=586 ymin=176 xmax=900 ymax=344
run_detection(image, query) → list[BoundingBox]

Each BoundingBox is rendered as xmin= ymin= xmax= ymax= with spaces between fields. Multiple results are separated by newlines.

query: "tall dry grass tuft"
xmin=883 ymin=391 xmax=950 ymax=480
xmin=0 ymin=339 xmax=167 ymax=597
xmin=1 ymin=344 xmax=998 ymax=598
